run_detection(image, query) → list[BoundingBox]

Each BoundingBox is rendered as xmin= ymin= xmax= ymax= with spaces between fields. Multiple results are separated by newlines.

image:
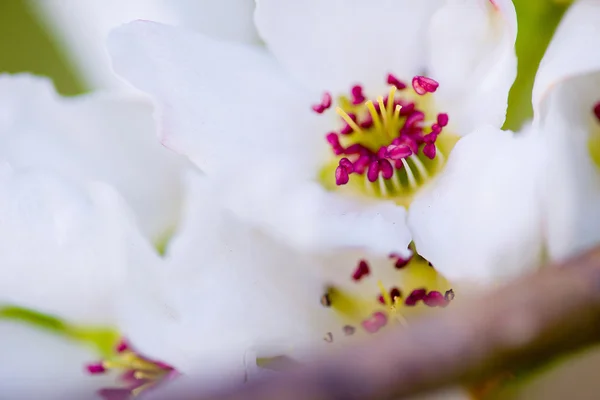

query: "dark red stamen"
xmin=423 ymin=143 xmax=437 ymax=159
xmin=335 ymin=165 xmax=350 ymax=185
xmin=387 ymin=144 xmax=412 ymax=160
xmin=312 ymin=92 xmax=332 ymax=114
xmin=437 ymin=113 xmax=449 ymax=127
xmin=423 ymin=291 xmax=447 ymax=307
xmin=387 ymin=73 xmax=407 ymax=90
xmin=367 ymin=161 xmax=380 ymax=182
xmin=390 ymin=287 xmax=402 ymax=300
xmin=405 ymin=288 xmax=427 ymax=306
xmin=389 ymin=253 xmax=412 ymax=269
xmin=412 ymin=76 xmax=439 ymax=95
xmin=362 ymin=311 xmax=388 ymax=333
xmin=351 ymin=85 xmax=366 ymax=105
xmin=352 ymin=259 xmax=371 ymax=281
xmin=86 ymin=363 xmax=106 ymax=374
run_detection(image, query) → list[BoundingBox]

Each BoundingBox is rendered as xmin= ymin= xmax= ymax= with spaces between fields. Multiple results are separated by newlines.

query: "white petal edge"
xmin=0 ymin=165 xmax=143 ymax=325
xmin=532 ymin=0 xmax=600 ymax=119
xmin=215 ymin=158 xmax=413 ymax=257
xmin=0 ymin=73 xmax=185 ymax=244
xmin=107 ymin=21 xmax=326 ymax=175
xmin=408 ymin=125 xmax=545 ymax=285
xmin=537 ymin=72 xmax=600 ymax=261
xmin=255 ymin=0 xmax=444 ymax=95
xmin=427 ymin=0 xmax=518 ymax=135
xmin=31 ymin=0 xmax=260 ymax=90
xmin=0 ymin=321 xmax=113 ymax=399
xmin=116 ymin=172 xmax=334 ymax=374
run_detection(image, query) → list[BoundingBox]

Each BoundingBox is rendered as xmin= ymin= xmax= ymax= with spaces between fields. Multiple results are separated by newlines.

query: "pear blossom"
xmin=30 ymin=0 xmax=259 ymax=90
xmin=483 ymin=1 xmax=600 ymax=397
xmin=411 ymin=0 xmax=600 ymax=285
xmin=0 ymin=74 xmax=186 ymax=397
xmin=107 ymin=1 xmax=517 ymax=282
xmin=100 ymin=0 xmax=521 ymax=385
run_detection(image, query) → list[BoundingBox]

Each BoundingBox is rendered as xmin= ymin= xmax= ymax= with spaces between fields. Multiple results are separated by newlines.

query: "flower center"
xmin=319 ymin=251 xmax=455 ymax=342
xmin=317 ymin=74 xmax=459 ymax=207
xmin=589 ymin=101 xmax=600 ymax=169
xmin=86 ymin=339 xmax=178 ymax=399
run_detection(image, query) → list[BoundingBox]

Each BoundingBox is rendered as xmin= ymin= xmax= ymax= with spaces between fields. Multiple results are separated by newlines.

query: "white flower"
xmin=94 ymin=0 xmax=522 ymax=384
xmin=486 ymin=1 xmax=600 ymax=396
xmin=107 ymin=0 xmax=518 ymax=274
xmin=412 ymin=0 xmax=600 ymax=284
xmin=30 ymin=0 xmax=259 ymax=90
xmin=0 ymin=74 xmax=185 ymax=397
xmin=532 ymin=0 xmax=600 ymax=262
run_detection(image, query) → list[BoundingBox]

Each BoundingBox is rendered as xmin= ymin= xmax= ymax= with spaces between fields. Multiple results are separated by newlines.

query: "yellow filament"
xmin=393 ymin=104 xmax=402 ymax=122
xmin=366 ymin=100 xmax=383 ymax=134
xmin=134 ymin=371 xmax=163 ymax=380
xmin=335 ymin=107 xmax=363 ymax=134
xmin=377 ymin=281 xmax=393 ymax=307
xmin=377 ymin=96 xmax=389 ymax=132
xmin=131 ymin=382 xmax=154 ymax=397
xmin=386 ymin=86 xmax=397 ymax=122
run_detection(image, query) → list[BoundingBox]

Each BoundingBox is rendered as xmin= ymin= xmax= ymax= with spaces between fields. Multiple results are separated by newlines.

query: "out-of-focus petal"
xmin=0 ymin=74 xmax=184 ymax=243
xmin=409 ymin=125 xmax=545 ymax=285
xmin=108 ymin=21 xmax=325 ymax=175
xmin=116 ymin=173 xmax=333 ymax=374
xmin=427 ymin=0 xmax=518 ymax=134
xmin=0 ymin=321 xmax=113 ymax=399
xmin=532 ymin=0 xmax=600 ymax=117
xmin=0 ymin=166 xmax=140 ymax=325
xmin=30 ymin=0 xmax=260 ymax=90
xmin=254 ymin=0 xmax=444 ymax=95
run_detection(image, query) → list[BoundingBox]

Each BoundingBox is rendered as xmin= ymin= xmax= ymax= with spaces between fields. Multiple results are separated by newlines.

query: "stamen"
xmin=323 ymin=332 xmax=334 ymax=343
xmin=320 ymin=73 xmax=457 ymax=205
xmin=405 ymin=288 xmax=427 ymax=306
xmin=88 ymin=339 xmax=177 ymax=399
xmin=343 ymin=325 xmax=356 ymax=336
xmin=365 ymin=100 xmax=384 ymax=134
xmin=321 ymin=293 xmax=332 ymax=307
xmin=361 ymin=311 xmax=388 ymax=333
xmin=352 ymin=259 xmax=371 ymax=281
xmin=335 ymin=107 xmax=363 ymax=134
xmin=312 ymin=92 xmax=332 ymax=114
xmin=412 ymin=76 xmax=439 ymax=95
xmin=387 ymin=73 xmax=407 ymax=90
xmin=389 ymin=253 xmax=413 ymax=269
xmin=437 ymin=113 xmax=449 ymax=127
xmin=351 ymin=85 xmax=366 ymax=105
xmin=445 ymin=289 xmax=455 ymax=302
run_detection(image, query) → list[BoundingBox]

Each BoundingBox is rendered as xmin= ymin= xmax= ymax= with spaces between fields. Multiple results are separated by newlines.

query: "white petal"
xmin=255 ymin=0 xmax=444 ymax=95
xmin=537 ymin=73 xmax=600 ymax=261
xmin=108 ymin=21 xmax=326 ymax=174
xmin=427 ymin=0 xmax=517 ymax=134
xmin=116 ymin=173 xmax=334 ymax=374
xmin=31 ymin=0 xmax=259 ymax=90
xmin=0 ymin=166 xmax=140 ymax=324
xmin=532 ymin=0 xmax=600 ymax=117
xmin=408 ymin=125 xmax=545 ymax=285
xmin=0 ymin=74 xmax=184 ymax=243
xmin=216 ymin=159 xmax=413 ymax=257
xmin=0 ymin=321 xmax=113 ymax=399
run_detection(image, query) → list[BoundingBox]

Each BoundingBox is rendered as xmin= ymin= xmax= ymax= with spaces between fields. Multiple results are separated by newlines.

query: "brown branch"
xmin=146 ymin=246 xmax=600 ymax=400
